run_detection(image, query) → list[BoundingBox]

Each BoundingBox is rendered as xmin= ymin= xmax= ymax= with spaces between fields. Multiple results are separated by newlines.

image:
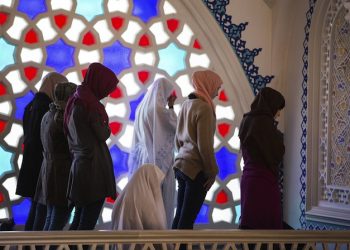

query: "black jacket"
xmin=239 ymin=87 xmax=285 ymax=175
xmin=16 ymin=92 xmax=52 ymax=198
xmin=66 ymin=103 xmax=116 ymax=206
xmin=34 ymin=104 xmax=72 ymax=207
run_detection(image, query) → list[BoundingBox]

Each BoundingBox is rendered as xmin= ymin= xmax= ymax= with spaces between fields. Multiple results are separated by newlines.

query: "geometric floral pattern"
xmin=0 ymin=0 xmax=242 ymax=228
xmin=327 ymin=7 xmax=350 ymax=190
xmin=202 ymin=0 xmax=274 ymax=95
xmin=306 ymin=0 xmax=350 ymax=230
xmin=301 ymin=0 xmax=350 ymax=230
xmin=300 ymin=0 xmax=318 ymax=230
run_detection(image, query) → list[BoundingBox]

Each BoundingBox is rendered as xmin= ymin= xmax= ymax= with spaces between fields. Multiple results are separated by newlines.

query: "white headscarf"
xmin=111 ymin=164 xmax=167 ymax=230
xmin=128 ymin=78 xmax=177 ymax=228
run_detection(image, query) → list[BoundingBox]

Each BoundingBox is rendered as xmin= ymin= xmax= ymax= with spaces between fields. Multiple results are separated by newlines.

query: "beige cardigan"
xmin=173 ymin=97 xmax=218 ymax=180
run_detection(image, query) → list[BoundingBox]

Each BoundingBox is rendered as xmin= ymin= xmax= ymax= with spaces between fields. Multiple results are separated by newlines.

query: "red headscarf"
xmin=64 ymin=63 xmax=119 ymax=133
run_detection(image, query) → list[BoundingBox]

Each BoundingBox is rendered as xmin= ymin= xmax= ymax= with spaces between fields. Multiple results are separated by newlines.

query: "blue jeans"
xmin=172 ymin=169 xmax=207 ymax=230
xmin=44 ymin=205 xmax=72 ymax=231
xmin=69 ymin=200 xmax=104 ymax=230
xmin=25 ymin=200 xmax=47 ymax=231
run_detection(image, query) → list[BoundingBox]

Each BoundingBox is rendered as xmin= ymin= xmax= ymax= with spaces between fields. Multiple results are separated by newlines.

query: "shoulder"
xmin=244 ymin=114 xmax=275 ymax=132
xmin=41 ymin=111 xmax=57 ymax=130
xmin=42 ymin=110 xmax=54 ymax=121
xmin=253 ymin=114 xmax=274 ymax=125
xmin=194 ymin=99 xmax=213 ymax=118
xmin=72 ymin=101 xmax=86 ymax=113
xmin=30 ymin=93 xmax=51 ymax=113
xmin=35 ymin=92 xmax=51 ymax=105
xmin=71 ymin=102 xmax=88 ymax=121
xmin=24 ymin=100 xmax=34 ymax=114
xmin=181 ymin=99 xmax=213 ymax=121
xmin=182 ymin=98 xmax=211 ymax=111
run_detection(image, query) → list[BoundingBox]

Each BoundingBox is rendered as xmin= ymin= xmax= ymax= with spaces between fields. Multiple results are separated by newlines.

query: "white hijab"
xmin=111 ymin=164 xmax=167 ymax=230
xmin=127 ymin=78 xmax=177 ymax=228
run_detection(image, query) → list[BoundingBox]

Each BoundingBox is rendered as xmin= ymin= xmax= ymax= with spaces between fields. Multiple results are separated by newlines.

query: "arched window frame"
xmin=0 ymin=0 xmax=255 ymax=228
xmin=307 ymin=0 xmax=350 ymax=226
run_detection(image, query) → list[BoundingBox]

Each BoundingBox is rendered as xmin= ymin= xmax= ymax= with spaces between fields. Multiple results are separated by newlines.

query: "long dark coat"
xmin=16 ymin=92 xmax=52 ymax=198
xmin=34 ymin=104 xmax=72 ymax=207
xmin=66 ymin=103 xmax=116 ymax=206
xmin=238 ymin=87 xmax=285 ymax=229
xmin=238 ymin=87 xmax=285 ymax=175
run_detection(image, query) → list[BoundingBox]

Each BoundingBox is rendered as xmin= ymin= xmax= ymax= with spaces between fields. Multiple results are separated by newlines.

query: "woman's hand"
xmin=167 ymin=95 xmax=177 ymax=109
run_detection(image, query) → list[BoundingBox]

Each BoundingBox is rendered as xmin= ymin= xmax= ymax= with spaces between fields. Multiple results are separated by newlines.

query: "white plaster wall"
xmin=226 ymin=0 xmax=272 ymax=77
xmin=271 ymin=0 xmax=309 ymax=229
xmin=225 ymin=0 xmax=311 ymax=228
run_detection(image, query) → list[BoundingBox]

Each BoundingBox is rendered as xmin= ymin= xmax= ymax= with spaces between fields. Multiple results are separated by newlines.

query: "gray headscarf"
xmin=53 ymin=82 xmax=77 ymax=124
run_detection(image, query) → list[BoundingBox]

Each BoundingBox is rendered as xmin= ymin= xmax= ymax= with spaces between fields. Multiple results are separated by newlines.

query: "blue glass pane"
xmin=0 ymin=145 xmax=13 ymax=178
xmin=110 ymin=145 xmax=129 ymax=178
xmin=76 ymin=0 xmax=104 ymax=21
xmin=215 ymin=147 xmax=238 ymax=180
xmin=12 ymin=198 xmax=30 ymax=225
xmin=129 ymin=93 xmax=145 ymax=121
xmin=15 ymin=91 xmax=35 ymax=120
xmin=103 ymin=41 xmax=131 ymax=75
xmin=195 ymin=204 xmax=209 ymax=224
xmin=0 ymin=38 xmax=15 ymax=71
xmin=158 ymin=43 xmax=186 ymax=76
xmin=46 ymin=39 xmax=75 ymax=73
xmin=132 ymin=0 xmax=158 ymax=23
xmin=17 ymin=0 xmax=47 ymax=20
xmin=235 ymin=205 xmax=241 ymax=224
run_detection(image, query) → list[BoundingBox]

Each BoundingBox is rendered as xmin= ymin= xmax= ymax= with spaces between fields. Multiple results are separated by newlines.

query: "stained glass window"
xmin=0 ymin=0 xmax=243 ymax=228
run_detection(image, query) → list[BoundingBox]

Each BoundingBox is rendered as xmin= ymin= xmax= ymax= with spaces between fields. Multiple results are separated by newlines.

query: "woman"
xmin=35 ymin=82 xmax=77 ymax=230
xmin=172 ymin=70 xmax=223 ymax=230
xmin=128 ymin=78 xmax=177 ymax=228
xmin=111 ymin=164 xmax=167 ymax=230
xmin=16 ymin=72 xmax=68 ymax=231
xmin=64 ymin=62 xmax=119 ymax=230
xmin=238 ymin=87 xmax=285 ymax=229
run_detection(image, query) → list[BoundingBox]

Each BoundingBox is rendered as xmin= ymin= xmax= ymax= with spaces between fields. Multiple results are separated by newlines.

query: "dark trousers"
xmin=69 ymin=199 xmax=104 ymax=230
xmin=172 ymin=169 xmax=207 ymax=230
xmin=25 ymin=200 xmax=47 ymax=231
xmin=44 ymin=205 xmax=72 ymax=231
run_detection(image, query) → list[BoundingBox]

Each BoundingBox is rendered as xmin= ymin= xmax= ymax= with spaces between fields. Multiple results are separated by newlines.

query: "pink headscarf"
xmin=192 ymin=70 xmax=223 ymax=112
xmin=64 ymin=63 xmax=119 ymax=133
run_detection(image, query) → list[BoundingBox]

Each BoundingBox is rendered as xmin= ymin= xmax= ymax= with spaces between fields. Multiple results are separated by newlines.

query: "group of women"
xmin=15 ymin=61 xmax=286 ymax=233
xmin=16 ymin=63 xmax=119 ymax=231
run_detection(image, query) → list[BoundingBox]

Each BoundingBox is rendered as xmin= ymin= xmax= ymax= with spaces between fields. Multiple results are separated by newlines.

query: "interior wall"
xmin=271 ymin=0 xmax=308 ymax=229
xmin=225 ymin=0 xmax=350 ymax=230
xmin=225 ymin=0 xmax=310 ymax=229
xmin=226 ymin=0 xmax=272 ymax=78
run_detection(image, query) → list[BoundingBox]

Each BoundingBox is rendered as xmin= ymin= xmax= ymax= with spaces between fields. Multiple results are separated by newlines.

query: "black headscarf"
xmin=250 ymin=87 xmax=285 ymax=117
xmin=239 ymin=87 xmax=285 ymax=174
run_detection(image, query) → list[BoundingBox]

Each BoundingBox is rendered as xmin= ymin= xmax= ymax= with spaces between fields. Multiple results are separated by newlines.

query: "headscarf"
xmin=64 ymin=63 xmax=119 ymax=133
xmin=53 ymin=82 xmax=77 ymax=124
xmin=238 ymin=87 xmax=285 ymax=173
xmin=250 ymin=87 xmax=285 ymax=117
xmin=192 ymin=70 xmax=223 ymax=113
xmin=39 ymin=72 xmax=68 ymax=100
xmin=128 ymin=78 xmax=177 ymax=228
xmin=128 ymin=77 xmax=176 ymax=175
xmin=111 ymin=164 xmax=167 ymax=230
